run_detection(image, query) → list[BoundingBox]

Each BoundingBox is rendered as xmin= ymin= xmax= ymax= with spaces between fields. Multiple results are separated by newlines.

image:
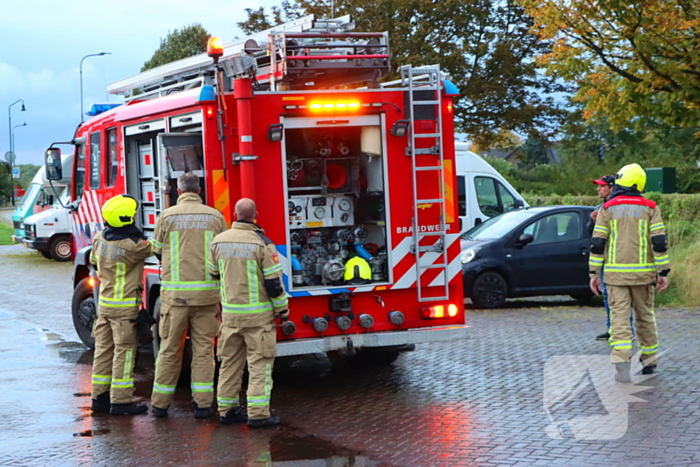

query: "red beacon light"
xmin=207 ymin=37 xmax=224 ymax=62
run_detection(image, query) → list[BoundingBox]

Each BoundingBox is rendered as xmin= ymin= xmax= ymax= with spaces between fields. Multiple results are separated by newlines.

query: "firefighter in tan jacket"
xmin=90 ymin=194 xmax=152 ymax=415
xmin=589 ymin=164 xmax=670 ymax=383
xmin=150 ymin=173 xmax=227 ymax=419
xmin=209 ymin=198 xmax=289 ymax=428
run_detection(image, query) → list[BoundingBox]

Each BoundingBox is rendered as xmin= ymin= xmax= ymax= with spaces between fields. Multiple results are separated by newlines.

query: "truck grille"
xmin=24 ymin=224 xmax=36 ymax=237
xmin=13 ymin=221 xmax=23 ymax=230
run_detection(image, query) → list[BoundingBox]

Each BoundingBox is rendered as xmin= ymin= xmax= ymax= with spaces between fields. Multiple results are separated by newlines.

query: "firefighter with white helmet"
xmin=209 ymin=198 xmax=289 ymax=428
xmin=589 ymin=163 xmax=670 ymax=382
xmin=150 ymin=173 xmax=227 ymax=419
xmin=89 ymin=194 xmax=152 ymax=415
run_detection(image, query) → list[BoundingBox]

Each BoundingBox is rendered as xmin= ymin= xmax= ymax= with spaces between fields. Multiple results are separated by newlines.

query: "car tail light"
xmin=421 ymin=303 xmax=458 ymax=319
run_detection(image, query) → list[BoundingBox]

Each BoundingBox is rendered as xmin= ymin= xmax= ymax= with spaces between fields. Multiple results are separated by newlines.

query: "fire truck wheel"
xmin=50 ymin=236 xmax=72 ymax=262
xmin=152 ymin=297 xmax=193 ymax=387
xmin=471 ymin=271 xmax=507 ymax=309
xmin=72 ymin=278 xmax=96 ymax=350
xmin=40 ymin=250 xmax=52 ymax=259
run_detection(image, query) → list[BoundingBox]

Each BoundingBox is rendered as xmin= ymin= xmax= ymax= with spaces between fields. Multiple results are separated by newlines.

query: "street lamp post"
xmin=7 ymin=99 xmax=26 ymax=207
xmin=80 ymin=52 xmax=111 ymax=123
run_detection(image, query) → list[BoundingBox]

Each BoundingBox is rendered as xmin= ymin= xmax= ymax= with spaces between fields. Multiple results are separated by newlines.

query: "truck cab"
xmin=11 ymin=167 xmax=51 ymax=242
xmin=455 ymin=142 xmax=527 ymax=233
xmin=21 ymin=184 xmax=73 ymax=261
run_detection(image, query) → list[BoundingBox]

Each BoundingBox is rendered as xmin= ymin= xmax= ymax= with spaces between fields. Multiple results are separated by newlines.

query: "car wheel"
xmin=72 ymin=278 xmax=96 ymax=349
xmin=471 ymin=271 xmax=507 ymax=308
xmin=50 ymin=236 xmax=72 ymax=262
xmin=40 ymin=250 xmax=52 ymax=259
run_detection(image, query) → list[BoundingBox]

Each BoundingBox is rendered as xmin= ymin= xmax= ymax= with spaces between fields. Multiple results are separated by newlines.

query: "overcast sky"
xmin=0 ymin=0 xmax=283 ymax=167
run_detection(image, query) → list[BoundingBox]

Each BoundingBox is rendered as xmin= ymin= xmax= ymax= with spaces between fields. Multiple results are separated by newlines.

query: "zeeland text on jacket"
xmin=167 ymin=214 xmax=218 ymax=230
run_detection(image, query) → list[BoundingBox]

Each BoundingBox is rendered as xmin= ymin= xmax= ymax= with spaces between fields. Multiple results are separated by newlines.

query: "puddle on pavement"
xmin=48 ymin=340 xmax=92 ymax=364
xmin=266 ymin=429 xmax=376 ymax=466
xmin=73 ymin=429 xmax=111 ymax=437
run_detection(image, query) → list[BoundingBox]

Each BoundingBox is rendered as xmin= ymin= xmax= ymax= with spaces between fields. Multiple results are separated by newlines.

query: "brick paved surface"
xmin=0 ymin=244 xmax=698 ymax=466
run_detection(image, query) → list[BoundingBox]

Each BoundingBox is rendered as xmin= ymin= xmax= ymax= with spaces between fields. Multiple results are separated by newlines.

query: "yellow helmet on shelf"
xmin=102 ymin=194 xmax=139 ymax=228
xmin=344 ymin=256 xmax=372 ymax=285
xmin=616 ymin=163 xmax=646 ymax=192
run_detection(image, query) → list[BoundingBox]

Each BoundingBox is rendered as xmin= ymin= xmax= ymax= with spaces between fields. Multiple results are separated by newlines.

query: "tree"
xmin=17 ymin=164 xmax=40 ymax=189
xmin=237 ymin=0 xmax=569 ymax=147
xmin=142 ymin=24 xmax=211 ymax=71
xmin=521 ymin=137 xmax=549 ymax=168
xmin=519 ymin=0 xmax=700 ymax=130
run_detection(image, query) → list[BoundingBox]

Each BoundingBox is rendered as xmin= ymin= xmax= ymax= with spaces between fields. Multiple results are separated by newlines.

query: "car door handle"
xmin=580 ymin=245 xmax=588 ymax=255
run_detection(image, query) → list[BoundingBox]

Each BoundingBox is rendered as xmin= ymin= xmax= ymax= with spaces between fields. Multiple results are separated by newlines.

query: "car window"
xmin=457 ymin=176 xmax=466 ymax=217
xmin=498 ymin=182 xmax=517 ymax=213
xmin=462 ymin=209 xmax=539 ymax=240
xmin=523 ymin=212 xmax=581 ymax=245
xmin=475 ymin=177 xmax=499 ymax=217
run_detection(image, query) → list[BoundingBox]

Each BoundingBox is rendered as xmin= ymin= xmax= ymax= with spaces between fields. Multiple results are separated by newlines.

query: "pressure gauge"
xmin=295 ymin=205 xmax=303 ymax=213
xmin=314 ymin=207 xmax=326 ymax=219
xmin=338 ymin=199 xmax=351 ymax=211
xmin=288 ymin=201 xmax=295 ymax=212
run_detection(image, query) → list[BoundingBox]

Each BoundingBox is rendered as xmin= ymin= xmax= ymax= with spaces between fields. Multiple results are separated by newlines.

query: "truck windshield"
xmin=18 ymin=183 xmax=40 ymax=209
xmin=462 ymin=210 xmax=538 ymax=240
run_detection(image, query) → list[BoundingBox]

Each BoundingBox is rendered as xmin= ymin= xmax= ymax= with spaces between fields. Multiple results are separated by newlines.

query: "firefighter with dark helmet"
xmin=589 ymin=163 xmax=670 ymax=383
xmin=89 ymin=194 xmax=152 ymax=415
xmin=344 ymin=256 xmax=372 ymax=284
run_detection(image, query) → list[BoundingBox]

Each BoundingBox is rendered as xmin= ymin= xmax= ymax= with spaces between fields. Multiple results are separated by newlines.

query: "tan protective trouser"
xmin=91 ymin=309 xmax=139 ymax=404
xmin=217 ymin=324 xmax=276 ymax=420
xmin=607 ymin=284 xmax=659 ymax=366
xmin=151 ymin=303 xmax=219 ymax=409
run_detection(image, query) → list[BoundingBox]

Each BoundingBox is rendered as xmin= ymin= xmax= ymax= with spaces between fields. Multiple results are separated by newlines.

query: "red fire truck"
xmin=47 ymin=15 xmax=467 ymax=361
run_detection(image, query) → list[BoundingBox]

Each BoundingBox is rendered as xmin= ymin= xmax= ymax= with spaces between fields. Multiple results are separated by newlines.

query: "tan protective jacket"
xmin=589 ymin=195 xmax=670 ymax=285
xmin=152 ymin=192 xmax=227 ymax=306
xmin=90 ymin=231 xmax=152 ymax=315
xmin=208 ymin=221 xmax=289 ymax=328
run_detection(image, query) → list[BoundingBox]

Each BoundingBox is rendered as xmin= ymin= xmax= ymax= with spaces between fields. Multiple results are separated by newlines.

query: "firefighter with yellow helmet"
xmin=89 ymin=194 xmax=152 ymax=415
xmin=589 ymin=164 xmax=670 ymax=383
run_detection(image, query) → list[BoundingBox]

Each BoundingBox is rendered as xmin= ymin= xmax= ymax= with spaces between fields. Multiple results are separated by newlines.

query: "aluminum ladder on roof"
xmin=401 ymin=64 xmax=450 ymax=302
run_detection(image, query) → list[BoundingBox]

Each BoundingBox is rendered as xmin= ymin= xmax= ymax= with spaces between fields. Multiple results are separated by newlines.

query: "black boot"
xmin=220 ymin=407 xmax=248 ymax=425
xmin=642 ymin=365 xmax=657 ymax=375
xmin=191 ymin=401 xmax=212 ymax=419
xmin=152 ymin=406 xmax=169 ymax=418
xmin=91 ymin=392 xmax=110 ymax=413
xmin=110 ymin=403 xmax=149 ymax=415
xmin=248 ymin=415 xmax=280 ymax=429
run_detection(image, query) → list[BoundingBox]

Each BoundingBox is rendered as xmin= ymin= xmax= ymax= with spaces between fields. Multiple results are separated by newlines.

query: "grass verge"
xmin=0 ymin=219 xmax=15 ymax=246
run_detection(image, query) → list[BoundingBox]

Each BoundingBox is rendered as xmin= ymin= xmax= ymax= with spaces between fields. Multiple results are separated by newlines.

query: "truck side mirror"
xmin=45 ymin=148 xmax=63 ymax=181
xmin=515 ymin=199 xmax=524 ymax=209
xmin=517 ymin=233 xmax=534 ymax=247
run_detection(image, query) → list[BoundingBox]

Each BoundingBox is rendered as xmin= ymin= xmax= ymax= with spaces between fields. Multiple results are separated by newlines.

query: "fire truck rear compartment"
xmin=283 ymin=121 xmax=390 ymax=291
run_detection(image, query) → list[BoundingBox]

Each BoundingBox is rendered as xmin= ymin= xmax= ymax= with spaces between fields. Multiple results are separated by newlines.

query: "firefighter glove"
xmin=132 ymin=308 xmax=157 ymax=345
xmin=277 ymin=309 xmax=290 ymax=323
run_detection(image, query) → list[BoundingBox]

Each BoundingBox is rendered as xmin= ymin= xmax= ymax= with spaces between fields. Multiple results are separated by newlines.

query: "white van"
xmin=455 ymin=142 xmax=527 ymax=233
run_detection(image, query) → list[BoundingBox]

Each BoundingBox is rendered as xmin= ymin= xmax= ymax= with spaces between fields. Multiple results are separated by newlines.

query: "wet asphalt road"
xmin=1 ymin=220 xmax=700 ymax=466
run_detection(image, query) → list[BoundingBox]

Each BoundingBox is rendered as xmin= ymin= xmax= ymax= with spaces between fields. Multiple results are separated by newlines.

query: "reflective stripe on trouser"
xmin=217 ymin=324 xmax=276 ymax=419
xmin=151 ymin=303 xmax=219 ymax=409
xmin=90 ymin=310 xmax=139 ymax=404
xmin=607 ymin=284 xmax=658 ymax=366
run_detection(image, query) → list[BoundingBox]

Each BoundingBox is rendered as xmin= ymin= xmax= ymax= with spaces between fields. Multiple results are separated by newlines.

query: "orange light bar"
xmin=88 ymin=277 xmax=97 ymax=287
xmin=207 ymin=37 xmax=224 ymax=59
xmin=308 ymin=101 xmax=362 ymax=112
xmin=422 ymin=303 xmax=458 ymax=319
